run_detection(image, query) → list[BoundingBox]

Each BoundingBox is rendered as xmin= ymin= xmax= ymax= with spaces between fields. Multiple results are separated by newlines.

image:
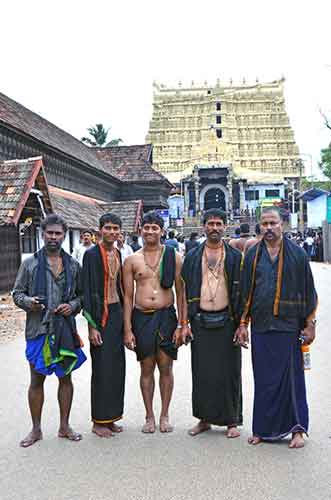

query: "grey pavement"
xmin=0 ymin=262 xmax=331 ymax=500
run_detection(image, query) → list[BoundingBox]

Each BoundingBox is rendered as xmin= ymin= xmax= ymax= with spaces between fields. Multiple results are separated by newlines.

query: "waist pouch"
xmin=196 ymin=310 xmax=229 ymax=329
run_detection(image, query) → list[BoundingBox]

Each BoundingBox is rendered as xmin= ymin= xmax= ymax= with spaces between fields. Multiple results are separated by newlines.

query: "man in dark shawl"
xmin=13 ymin=214 xmax=86 ymax=447
xmin=237 ymin=207 xmax=318 ymax=449
xmin=82 ymin=213 xmax=125 ymax=438
xmin=181 ymin=208 xmax=243 ymax=437
xmin=123 ymin=211 xmax=184 ymax=433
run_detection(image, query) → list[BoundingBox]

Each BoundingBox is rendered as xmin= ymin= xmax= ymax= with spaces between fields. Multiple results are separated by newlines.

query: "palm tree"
xmin=81 ymin=124 xmax=123 ymax=147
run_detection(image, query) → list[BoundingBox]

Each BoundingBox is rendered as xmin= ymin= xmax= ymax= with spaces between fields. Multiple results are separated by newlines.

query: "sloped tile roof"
xmin=101 ymin=200 xmax=143 ymax=233
xmin=0 ymin=92 xmax=114 ymax=177
xmin=49 ymin=187 xmax=105 ymax=230
xmin=0 ymin=156 xmax=51 ymax=225
xmin=94 ymin=146 xmax=172 ymax=185
xmin=50 ymin=187 xmax=143 ymax=233
xmin=99 ymin=144 xmax=153 ymax=163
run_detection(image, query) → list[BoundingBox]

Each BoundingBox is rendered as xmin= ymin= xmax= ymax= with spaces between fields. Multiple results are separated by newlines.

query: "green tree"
xmin=319 ymin=109 xmax=331 ymax=181
xmin=320 ymin=143 xmax=331 ymax=181
xmin=81 ymin=123 xmax=123 ymax=147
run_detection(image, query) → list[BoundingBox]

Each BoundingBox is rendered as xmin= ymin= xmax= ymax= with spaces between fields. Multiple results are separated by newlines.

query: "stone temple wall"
xmin=146 ymin=78 xmax=300 ymax=181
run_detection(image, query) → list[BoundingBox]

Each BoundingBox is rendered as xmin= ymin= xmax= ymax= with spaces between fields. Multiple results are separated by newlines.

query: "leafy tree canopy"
xmin=319 ymin=143 xmax=331 ymax=182
xmin=301 ymin=175 xmax=331 ymax=191
xmin=81 ymin=123 xmax=123 ymax=147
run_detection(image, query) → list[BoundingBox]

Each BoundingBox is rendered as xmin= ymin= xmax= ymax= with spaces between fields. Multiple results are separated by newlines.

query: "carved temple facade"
xmin=146 ymin=77 xmax=301 ymax=185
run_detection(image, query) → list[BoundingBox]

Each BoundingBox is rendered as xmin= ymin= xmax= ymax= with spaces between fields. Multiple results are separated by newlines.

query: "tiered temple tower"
xmin=146 ymin=78 xmax=301 ymax=183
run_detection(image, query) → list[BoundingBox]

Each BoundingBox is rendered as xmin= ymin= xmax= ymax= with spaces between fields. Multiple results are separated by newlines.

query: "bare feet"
xmin=92 ymin=423 xmax=113 ymax=438
xmin=248 ymin=435 xmax=262 ymax=445
xmin=159 ymin=416 xmax=173 ymax=433
xmin=20 ymin=429 xmax=43 ymax=448
xmin=142 ymin=417 xmax=156 ymax=434
xmin=188 ymin=420 xmax=211 ymax=436
xmin=58 ymin=426 xmax=82 ymax=441
xmin=227 ymin=426 xmax=240 ymax=438
xmin=108 ymin=422 xmax=123 ymax=433
xmin=289 ymin=432 xmax=305 ymax=449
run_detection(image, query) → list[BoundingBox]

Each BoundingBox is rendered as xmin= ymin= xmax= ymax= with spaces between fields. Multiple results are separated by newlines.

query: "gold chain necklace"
xmin=204 ymin=246 xmax=224 ymax=303
xmin=204 ymin=245 xmax=224 ymax=279
xmin=107 ymin=250 xmax=119 ymax=280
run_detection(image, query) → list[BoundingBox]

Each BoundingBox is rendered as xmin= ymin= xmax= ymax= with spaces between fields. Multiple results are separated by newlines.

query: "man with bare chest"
xmin=82 ymin=213 xmax=125 ymax=438
xmin=181 ymin=208 xmax=243 ymax=437
xmin=229 ymin=223 xmax=251 ymax=253
xmin=243 ymin=223 xmax=262 ymax=254
xmin=123 ymin=211 xmax=184 ymax=433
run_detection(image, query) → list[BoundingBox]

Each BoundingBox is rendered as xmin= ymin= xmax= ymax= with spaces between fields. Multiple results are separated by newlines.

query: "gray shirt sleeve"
xmin=12 ymin=260 xmax=34 ymax=312
xmin=68 ymin=261 xmax=83 ymax=315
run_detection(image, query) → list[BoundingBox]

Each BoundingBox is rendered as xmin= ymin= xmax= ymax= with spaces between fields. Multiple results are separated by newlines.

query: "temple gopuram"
xmin=146 ymin=78 xmax=302 ymax=219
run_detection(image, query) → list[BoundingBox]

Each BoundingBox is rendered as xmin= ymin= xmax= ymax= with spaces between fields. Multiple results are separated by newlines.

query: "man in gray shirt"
xmin=13 ymin=214 xmax=86 ymax=448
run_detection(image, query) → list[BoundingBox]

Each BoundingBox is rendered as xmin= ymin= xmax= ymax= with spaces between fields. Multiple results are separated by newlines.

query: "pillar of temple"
xmin=227 ymin=165 xmax=233 ymax=220
xmin=183 ymin=182 xmax=189 ymax=218
xmin=194 ymin=179 xmax=200 ymax=216
xmin=239 ymin=181 xmax=245 ymax=211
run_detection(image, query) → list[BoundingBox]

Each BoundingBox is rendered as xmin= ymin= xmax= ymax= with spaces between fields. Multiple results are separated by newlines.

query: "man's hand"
xmin=124 ymin=331 xmax=136 ymax=350
xmin=55 ymin=303 xmax=72 ymax=317
xmin=173 ymin=327 xmax=185 ymax=348
xmin=178 ymin=325 xmax=193 ymax=347
xmin=30 ymin=297 xmax=45 ymax=312
xmin=301 ymin=323 xmax=316 ymax=346
xmin=233 ymin=325 xmax=249 ymax=349
xmin=89 ymin=327 xmax=103 ymax=347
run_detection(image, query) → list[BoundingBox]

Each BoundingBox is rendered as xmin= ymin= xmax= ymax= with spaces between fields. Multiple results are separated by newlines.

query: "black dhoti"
xmin=190 ymin=310 xmax=242 ymax=426
xmin=132 ymin=305 xmax=178 ymax=362
xmin=90 ymin=303 xmax=125 ymax=423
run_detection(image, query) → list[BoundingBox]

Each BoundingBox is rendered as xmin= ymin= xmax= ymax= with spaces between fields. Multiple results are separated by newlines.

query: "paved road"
xmin=1 ymin=263 xmax=331 ymax=500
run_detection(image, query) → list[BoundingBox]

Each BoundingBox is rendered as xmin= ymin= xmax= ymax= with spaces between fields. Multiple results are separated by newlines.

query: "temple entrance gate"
xmin=203 ymin=187 xmax=226 ymax=211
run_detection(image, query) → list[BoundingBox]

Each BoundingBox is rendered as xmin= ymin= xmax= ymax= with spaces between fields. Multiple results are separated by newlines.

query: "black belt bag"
xmin=196 ymin=310 xmax=229 ymax=329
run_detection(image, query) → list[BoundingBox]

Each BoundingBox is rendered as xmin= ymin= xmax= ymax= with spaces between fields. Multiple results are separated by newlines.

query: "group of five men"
xmin=13 ymin=206 xmax=317 ymax=449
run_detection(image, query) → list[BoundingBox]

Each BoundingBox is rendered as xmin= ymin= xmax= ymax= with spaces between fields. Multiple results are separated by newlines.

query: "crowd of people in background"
xmin=71 ymin=224 xmax=324 ymax=263
xmin=285 ymin=229 xmax=324 ymax=262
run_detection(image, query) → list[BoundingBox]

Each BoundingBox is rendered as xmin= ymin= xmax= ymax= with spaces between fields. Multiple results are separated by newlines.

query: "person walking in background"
xmin=72 ymin=229 xmax=94 ymax=265
xmin=165 ymin=230 xmax=179 ymax=251
xmin=229 ymin=223 xmax=251 ymax=253
xmin=177 ymin=235 xmax=185 ymax=257
xmin=243 ymin=224 xmax=262 ymax=254
xmin=185 ymin=232 xmax=200 ymax=254
xmin=130 ymin=234 xmax=142 ymax=253
xmin=116 ymin=232 xmax=134 ymax=262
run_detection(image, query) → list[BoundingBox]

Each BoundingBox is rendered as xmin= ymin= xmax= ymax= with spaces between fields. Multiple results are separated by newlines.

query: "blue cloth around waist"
xmin=26 ymin=334 xmax=86 ymax=377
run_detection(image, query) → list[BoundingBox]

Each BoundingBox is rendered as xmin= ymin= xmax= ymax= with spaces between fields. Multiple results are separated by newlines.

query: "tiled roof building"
xmin=0 ymin=90 xmax=172 ymax=291
xmin=0 ymin=91 xmax=172 ymax=209
xmin=0 ymin=157 xmax=53 ymax=291
xmin=0 ymin=157 xmax=52 ymax=225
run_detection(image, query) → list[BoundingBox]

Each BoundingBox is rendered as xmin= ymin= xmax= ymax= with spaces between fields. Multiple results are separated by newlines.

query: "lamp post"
xmin=300 ymin=153 xmax=314 ymax=187
xmin=287 ymin=180 xmax=300 ymax=230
